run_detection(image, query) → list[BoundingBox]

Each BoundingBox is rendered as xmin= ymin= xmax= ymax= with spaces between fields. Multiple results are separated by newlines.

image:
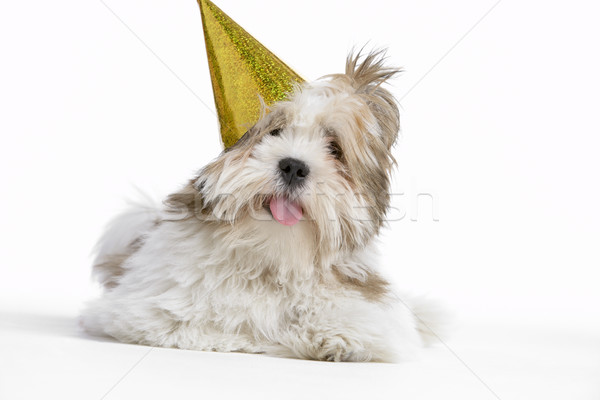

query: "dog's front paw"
xmin=312 ymin=333 xmax=369 ymax=362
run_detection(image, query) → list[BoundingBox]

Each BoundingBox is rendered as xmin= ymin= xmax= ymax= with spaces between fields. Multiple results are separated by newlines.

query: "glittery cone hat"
xmin=197 ymin=0 xmax=304 ymax=148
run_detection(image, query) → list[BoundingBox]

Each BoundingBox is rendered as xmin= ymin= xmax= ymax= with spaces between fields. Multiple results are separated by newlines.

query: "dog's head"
xmin=170 ymin=51 xmax=400 ymax=263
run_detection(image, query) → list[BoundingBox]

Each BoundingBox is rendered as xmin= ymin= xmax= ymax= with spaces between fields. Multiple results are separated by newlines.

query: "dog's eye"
xmin=329 ymin=140 xmax=343 ymax=160
xmin=269 ymin=128 xmax=282 ymax=137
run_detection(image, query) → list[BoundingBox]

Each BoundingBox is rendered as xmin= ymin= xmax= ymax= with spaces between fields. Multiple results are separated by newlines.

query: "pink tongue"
xmin=269 ymin=196 xmax=303 ymax=226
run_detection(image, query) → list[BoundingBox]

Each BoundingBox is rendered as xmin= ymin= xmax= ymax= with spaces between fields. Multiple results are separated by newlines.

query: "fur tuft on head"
xmin=342 ymin=48 xmax=402 ymax=151
xmin=345 ymin=48 xmax=402 ymax=91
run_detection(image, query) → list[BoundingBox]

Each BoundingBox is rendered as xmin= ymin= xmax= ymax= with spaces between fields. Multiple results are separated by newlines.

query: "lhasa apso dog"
xmin=82 ymin=51 xmax=445 ymax=362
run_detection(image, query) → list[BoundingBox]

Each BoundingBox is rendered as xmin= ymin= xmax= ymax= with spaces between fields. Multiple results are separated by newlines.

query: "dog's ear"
xmin=164 ymin=179 xmax=210 ymax=221
xmin=345 ymin=49 xmax=401 ymax=150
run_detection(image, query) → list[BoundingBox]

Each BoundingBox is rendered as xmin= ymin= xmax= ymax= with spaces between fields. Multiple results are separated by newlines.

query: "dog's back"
xmin=92 ymin=196 xmax=160 ymax=289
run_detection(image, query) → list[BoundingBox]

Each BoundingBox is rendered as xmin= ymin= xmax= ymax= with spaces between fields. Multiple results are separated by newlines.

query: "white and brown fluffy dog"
xmin=82 ymin=51 xmax=444 ymax=362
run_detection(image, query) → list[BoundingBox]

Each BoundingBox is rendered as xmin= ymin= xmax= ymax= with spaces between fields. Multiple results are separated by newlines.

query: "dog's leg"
xmin=82 ymin=295 xmax=265 ymax=354
xmin=269 ymin=296 xmax=423 ymax=362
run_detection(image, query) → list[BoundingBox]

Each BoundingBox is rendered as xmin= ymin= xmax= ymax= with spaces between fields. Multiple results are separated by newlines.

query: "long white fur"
xmin=83 ymin=209 xmax=423 ymax=361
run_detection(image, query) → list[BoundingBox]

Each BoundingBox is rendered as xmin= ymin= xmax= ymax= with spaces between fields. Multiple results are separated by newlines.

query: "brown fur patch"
xmin=331 ymin=266 xmax=390 ymax=302
xmin=224 ymin=110 xmax=288 ymax=157
xmin=94 ymin=254 xmax=129 ymax=289
xmin=164 ymin=179 xmax=207 ymax=221
xmin=93 ymin=217 xmax=157 ymax=290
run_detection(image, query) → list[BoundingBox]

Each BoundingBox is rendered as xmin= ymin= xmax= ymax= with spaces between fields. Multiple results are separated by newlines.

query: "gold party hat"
xmin=197 ymin=0 xmax=304 ymax=148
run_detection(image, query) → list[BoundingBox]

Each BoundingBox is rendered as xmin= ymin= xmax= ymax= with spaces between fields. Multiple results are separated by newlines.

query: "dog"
xmin=81 ymin=51 xmax=445 ymax=362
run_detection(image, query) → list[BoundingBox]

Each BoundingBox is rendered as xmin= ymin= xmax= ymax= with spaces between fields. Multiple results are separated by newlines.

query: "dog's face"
xmin=180 ymin=53 xmax=400 ymax=263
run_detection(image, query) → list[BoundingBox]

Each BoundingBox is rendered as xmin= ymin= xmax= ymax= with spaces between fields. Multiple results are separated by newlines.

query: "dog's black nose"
xmin=279 ymin=157 xmax=309 ymax=187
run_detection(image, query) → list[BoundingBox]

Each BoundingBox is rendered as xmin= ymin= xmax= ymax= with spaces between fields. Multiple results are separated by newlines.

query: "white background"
xmin=1 ymin=0 xmax=599 ymax=399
